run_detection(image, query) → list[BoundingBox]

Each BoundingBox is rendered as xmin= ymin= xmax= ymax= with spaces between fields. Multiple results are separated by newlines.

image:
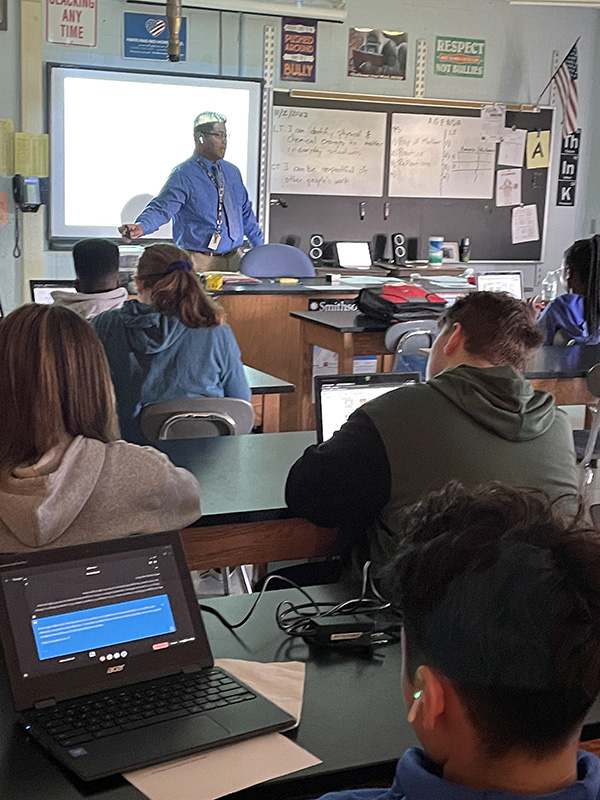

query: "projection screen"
xmin=49 ymin=66 xmax=263 ymax=241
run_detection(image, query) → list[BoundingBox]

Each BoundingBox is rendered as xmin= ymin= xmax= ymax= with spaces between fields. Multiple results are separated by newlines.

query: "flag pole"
xmin=535 ymin=36 xmax=580 ymax=107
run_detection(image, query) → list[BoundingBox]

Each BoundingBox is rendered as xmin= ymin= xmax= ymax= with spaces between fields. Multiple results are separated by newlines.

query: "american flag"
xmin=554 ymin=44 xmax=578 ymax=137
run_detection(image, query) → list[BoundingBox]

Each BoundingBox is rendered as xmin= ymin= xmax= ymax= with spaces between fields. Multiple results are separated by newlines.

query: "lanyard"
xmin=197 ymin=157 xmax=225 ymax=234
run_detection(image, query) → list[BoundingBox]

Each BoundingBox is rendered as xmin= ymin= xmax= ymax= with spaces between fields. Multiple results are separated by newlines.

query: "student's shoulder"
xmin=90 ymin=305 xmax=126 ymax=332
xmin=103 ymin=440 xmax=191 ymax=480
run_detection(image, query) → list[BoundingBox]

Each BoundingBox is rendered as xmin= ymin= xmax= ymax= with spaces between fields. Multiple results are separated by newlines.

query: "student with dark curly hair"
xmin=316 ymin=483 xmax=600 ymax=800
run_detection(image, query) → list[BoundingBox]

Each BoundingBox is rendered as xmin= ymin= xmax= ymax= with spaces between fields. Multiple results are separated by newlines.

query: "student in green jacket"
xmin=286 ymin=292 xmax=579 ymax=573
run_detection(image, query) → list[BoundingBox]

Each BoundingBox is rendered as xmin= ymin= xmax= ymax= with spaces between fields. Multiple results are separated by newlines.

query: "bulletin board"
xmin=269 ymin=91 xmax=553 ymax=262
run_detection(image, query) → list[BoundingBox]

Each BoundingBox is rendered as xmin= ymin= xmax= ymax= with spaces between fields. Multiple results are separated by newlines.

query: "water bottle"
xmin=540 ymin=268 xmax=561 ymax=302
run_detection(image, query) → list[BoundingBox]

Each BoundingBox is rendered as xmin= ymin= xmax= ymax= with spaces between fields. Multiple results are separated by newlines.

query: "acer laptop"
xmin=315 ymin=372 xmax=421 ymax=443
xmin=0 ymin=531 xmax=294 ymax=781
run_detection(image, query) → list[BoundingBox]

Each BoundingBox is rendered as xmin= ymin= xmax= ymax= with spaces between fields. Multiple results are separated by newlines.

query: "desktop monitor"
xmin=476 ymin=271 xmax=524 ymax=300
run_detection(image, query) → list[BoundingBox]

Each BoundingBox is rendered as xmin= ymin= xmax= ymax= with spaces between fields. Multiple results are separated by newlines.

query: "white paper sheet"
xmin=481 ymin=104 xmax=506 ymax=142
xmin=511 ymin=204 xmax=540 ymax=244
xmin=498 ymin=128 xmax=526 ymax=167
xmin=126 ymin=733 xmax=321 ymax=800
xmin=495 ymin=168 xmax=522 ymax=207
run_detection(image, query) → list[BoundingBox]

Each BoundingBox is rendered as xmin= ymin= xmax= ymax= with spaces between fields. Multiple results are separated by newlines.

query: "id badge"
xmin=208 ymin=233 xmax=222 ymax=251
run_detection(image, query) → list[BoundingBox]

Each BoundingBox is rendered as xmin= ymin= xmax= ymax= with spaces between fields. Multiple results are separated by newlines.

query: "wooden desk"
xmin=244 ymin=365 xmax=294 ymax=433
xmin=217 ymin=278 xmax=385 ymax=431
xmin=291 ymin=312 xmax=600 ymax=430
xmin=157 ymin=433 xmax=339 ymax=569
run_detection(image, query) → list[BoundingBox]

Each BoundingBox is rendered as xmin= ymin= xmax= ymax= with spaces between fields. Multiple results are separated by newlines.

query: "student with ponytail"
xmin=538 ymin=234 xmax=600 ymax=345
xmin=92 ymin=243 xmax=250 ymax=444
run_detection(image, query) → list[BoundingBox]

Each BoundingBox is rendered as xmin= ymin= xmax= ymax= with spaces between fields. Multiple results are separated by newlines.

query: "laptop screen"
xmin=0 ymin=532 xmax=211 ymax=709
xmin=30 ymin=281 xmax=77 ymax=304
xmin=335 ymin=241 xmax=372 ymax=269
xmin=315 ymin=373 xmax=420 ymax=442
xmin=476 ymin=272 xmax=524 ymax=300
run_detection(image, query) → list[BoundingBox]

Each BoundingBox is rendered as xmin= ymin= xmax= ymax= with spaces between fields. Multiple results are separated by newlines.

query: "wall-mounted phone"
xmin=13 ymin=174 xmax=42 ymax=212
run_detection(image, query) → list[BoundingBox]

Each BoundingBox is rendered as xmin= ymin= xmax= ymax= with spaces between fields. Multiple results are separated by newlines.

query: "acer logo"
xmin=106 ymin=664 xmax=125 ymax=674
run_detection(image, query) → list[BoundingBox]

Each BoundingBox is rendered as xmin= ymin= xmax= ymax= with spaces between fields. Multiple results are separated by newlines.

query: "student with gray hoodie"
xmin=286 ymin=292 xmax=579 ymax=573
xmin=92 ymin=243 xmax=250 ymax=445
xmin=0 ymin=304 xmax=201 ymax=552
xmin=51 ymin=238 xmax=128 ymax=320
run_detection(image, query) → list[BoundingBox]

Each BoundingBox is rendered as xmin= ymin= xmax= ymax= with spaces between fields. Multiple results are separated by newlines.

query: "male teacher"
xmin=119 ymin=111 xmax=263 ymax=272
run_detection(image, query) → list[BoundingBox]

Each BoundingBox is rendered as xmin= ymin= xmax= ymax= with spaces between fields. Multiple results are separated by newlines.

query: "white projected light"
xmin=50 ymin=67 xmax=263 ymax=240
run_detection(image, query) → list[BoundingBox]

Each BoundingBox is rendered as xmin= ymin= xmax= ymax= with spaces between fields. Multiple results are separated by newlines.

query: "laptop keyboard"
xmin=28 ymin=668 xmax=256 ymax=749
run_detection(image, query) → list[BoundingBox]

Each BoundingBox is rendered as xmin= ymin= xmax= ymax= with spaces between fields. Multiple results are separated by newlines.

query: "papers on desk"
xmin=125 ymin=659 xmax=321 ymax=800
xmin=424 ymin=276 xmax=471 ymax=288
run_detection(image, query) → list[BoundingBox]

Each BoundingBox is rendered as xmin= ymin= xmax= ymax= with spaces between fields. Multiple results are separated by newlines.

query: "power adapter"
xmin=307 ymin=615 xmax=375 ymax=648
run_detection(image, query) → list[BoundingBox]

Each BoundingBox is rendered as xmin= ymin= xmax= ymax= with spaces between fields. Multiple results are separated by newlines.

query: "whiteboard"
xmin=271 ymin=106 xmax=386 ymax=196
xmin=389 ymin=113 xmax=496 ymax=199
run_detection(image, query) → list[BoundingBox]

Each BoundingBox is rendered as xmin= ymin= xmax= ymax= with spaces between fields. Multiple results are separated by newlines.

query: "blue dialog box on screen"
xmin=31 ymin=595 xmax=176 ymax=660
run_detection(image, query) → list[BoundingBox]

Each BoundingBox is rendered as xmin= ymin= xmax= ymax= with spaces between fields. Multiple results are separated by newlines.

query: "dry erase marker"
xmin=359 ymin=202 xmax=366 ymax=220
xmin=384 ymin=202 xmax=390 ymax=220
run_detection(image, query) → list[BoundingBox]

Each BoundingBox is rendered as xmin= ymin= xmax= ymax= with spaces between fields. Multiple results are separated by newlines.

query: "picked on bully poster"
xmin=281 ymin=17 xmax=317 ymax=82
xmin=348 ymin=27 xmax=407 ymax=79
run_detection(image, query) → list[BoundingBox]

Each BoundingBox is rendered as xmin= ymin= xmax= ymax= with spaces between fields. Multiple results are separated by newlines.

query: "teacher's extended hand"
xmin=119 ymin=224 xmax=144 ymax=242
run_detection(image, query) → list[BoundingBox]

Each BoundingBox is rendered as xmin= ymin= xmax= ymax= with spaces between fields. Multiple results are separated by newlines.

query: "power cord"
xmin=199 ymin=563 xmax=401 ymax=649
xmin=13 ymin=207 xmax=21 ymax=258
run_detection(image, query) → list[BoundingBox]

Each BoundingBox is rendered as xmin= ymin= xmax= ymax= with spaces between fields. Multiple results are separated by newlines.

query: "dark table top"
xmin=0 ymin=585 xmax=407 ymax=800
xmin=243 ymin=365 xmax=294 ymax=395
xmin=158 ymin=431 xmax=316 ymax=526
xmin=525 ymin=344 xmax=600 ymax=380
xmin=290 ymin=310 xmax=389 ymax=333
xmin=215 ymin=276 xmax=380 ymax=296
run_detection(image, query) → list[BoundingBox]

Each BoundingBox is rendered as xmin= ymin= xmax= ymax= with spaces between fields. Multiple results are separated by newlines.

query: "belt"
xmin=192 ymin=248 xmax=239 ymax=258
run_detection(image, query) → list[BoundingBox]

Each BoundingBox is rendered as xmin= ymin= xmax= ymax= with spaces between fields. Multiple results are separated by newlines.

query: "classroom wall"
xmin=0 ymin=0 xmax=22 ymax=313
xmin=1 ymin=0 xmax=599 ymax=308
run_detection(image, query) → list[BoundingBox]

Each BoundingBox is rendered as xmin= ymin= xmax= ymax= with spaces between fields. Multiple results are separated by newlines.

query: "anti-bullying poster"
xmin=281 ymin=17 xmax=317 ymax=82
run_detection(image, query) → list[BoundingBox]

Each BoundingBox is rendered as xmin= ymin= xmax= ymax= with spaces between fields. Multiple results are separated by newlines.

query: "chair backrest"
xmin=552 ymin=329 xmax=576 ymax=346
xmin=384 ymin=320 xmax=437 ymax=370
xmin=239 ymin=243 xmax=316 ymax=278
xmin=140 ymin=398 xmax=255 ymax=441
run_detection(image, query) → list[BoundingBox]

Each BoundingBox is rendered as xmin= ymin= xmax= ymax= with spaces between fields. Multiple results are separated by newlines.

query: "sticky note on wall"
xmin=526 ymin=130 xmax=550 ymax=169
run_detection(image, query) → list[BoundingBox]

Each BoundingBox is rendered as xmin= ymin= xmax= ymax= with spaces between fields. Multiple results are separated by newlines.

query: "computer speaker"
xmin=392 ymin=232 xmax=406 ymax=265
xmin=407 ymin=237 xmax=419 ymax=262
xmin=309 ymin=233 xmax=325 ymax=264
xmin=372 ymin=233 xmax=387 ymax=263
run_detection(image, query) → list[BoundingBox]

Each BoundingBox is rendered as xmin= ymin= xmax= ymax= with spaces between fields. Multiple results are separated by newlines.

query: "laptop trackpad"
xmin=77 ymin=714 xmax=232 ymax=778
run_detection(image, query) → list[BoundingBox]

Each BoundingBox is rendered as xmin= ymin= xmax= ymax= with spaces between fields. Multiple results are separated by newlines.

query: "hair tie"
xmin=167 ymin=260 xmax=193 ymax=274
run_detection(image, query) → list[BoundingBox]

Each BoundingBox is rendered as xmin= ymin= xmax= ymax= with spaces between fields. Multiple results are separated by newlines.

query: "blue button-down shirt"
xmin=135 ymin=154 xmax=263 ymax=253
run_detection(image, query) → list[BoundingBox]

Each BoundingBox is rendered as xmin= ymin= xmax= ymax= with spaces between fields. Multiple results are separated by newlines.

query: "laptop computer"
xmin=30 ymin=279 xmax=77 ymax=304
xmin=476 ymin=271 xmax=524 ymax=300
xmin=315 ymin=372 xmax=421 ymax=443
xmin=0 ymin=531 xmax=294 ymax=781
xmin=335 ymin=241 xmax=373 ymax=270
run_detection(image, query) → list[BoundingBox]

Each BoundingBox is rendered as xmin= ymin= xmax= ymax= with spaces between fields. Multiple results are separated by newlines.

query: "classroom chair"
xmin=239 ymin=243 xmax=316 ymax=278
xmin=384 ymin=320 xmax=437 ymax=378
xmin=140 ymin=398 xmax=255 ymax=440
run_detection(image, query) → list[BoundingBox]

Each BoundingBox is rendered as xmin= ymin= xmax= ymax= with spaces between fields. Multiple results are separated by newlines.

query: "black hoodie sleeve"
xmin=285 ymin=408 xmax=391 ymax=530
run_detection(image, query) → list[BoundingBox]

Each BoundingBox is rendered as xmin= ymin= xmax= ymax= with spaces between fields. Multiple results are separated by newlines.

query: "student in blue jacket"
xmin=92 ymin=243 xmax=250 ymax=444
xmin=538 ymin=234 xmax=600 ymax=344
xmin=316 ymin=482 xmax=600 ymax=800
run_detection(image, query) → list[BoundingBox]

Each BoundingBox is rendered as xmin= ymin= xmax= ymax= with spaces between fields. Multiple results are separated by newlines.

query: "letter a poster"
xmin=281 ymin=17 xmax=317 ymax=82
xmin=46 ymin=0 xmax=97 ymax=46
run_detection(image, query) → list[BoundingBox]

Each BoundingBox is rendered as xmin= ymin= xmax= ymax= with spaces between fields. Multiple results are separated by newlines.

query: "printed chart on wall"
xmin=271 ymin=106 xmax=386 ymax=196
xmin=388 ymin=113 xmax=495 ymax=198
